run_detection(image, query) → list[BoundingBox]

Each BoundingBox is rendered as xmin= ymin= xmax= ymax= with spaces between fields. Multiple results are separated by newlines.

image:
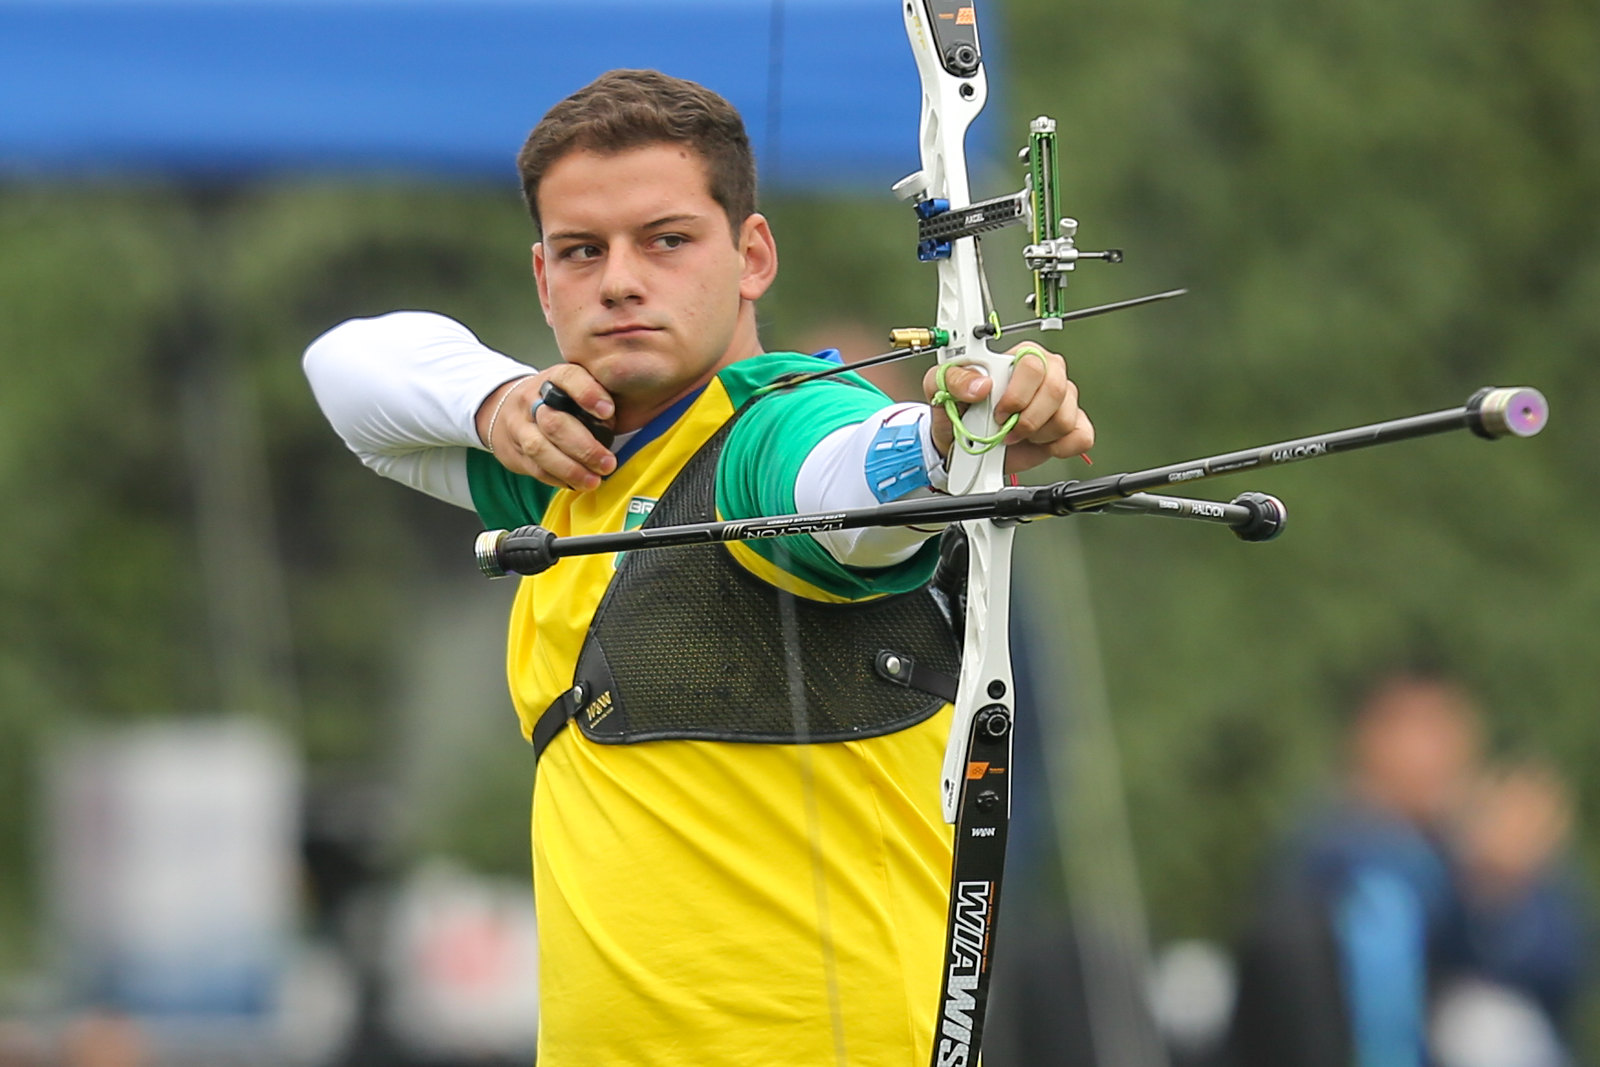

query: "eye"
xmin=653 ymin=233 xmax=688 ymax=250
xmin=561 ymin=243 xmax=602 ymax=262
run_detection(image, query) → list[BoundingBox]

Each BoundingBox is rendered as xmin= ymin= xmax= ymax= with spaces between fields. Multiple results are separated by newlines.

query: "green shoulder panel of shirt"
xmin=467 ymin=445 xmax=560 ymax=533
xmin=716 ymin=353 xmax=940 ymax=600
xmin=464 ymin=352 xmax=939 ymax=599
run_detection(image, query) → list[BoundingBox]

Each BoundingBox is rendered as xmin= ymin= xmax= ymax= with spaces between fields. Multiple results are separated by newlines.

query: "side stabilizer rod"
xmin=1099 ymin=491 xmax=1287 ymax=542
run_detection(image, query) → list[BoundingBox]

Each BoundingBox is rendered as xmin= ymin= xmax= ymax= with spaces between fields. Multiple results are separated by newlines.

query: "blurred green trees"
xmin=1001 ymin=0 xmax=1599 ymax=936
xmin=1 ymin=0 xmax=1595 ymax=1047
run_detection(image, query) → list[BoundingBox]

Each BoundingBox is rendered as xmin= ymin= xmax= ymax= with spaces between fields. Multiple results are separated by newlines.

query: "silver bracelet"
xmin=484 ymin=376 xmax=537 ymax=455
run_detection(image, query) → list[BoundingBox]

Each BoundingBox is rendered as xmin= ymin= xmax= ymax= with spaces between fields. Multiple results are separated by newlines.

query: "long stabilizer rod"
xmin=474 ymin=386 xmax=1547 ymax=578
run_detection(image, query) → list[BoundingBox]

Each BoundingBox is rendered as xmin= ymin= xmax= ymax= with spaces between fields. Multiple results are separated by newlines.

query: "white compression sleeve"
xmin=794 ymin=402 xmax=950 ymax=569
xmin=303 ymin=311 xmax=534 ymax=510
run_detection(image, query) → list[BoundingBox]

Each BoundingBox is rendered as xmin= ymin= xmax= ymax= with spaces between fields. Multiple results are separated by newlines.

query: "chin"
xmin=595 ymin=360 xmax=676 ymax=396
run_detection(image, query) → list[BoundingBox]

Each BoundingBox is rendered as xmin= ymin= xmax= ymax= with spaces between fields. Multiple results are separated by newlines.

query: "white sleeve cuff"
xmin=794 ymin=402 xmax=948 ymax=569
xmin=303 ymin=311 xmax=535 ymax=509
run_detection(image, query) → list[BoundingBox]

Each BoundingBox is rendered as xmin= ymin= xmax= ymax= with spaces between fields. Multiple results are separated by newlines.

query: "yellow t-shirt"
xmin=467 ymin=354 xmax=954 ymax=1066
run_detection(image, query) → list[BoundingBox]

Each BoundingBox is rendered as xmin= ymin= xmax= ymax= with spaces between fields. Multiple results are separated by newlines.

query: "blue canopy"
xmin=0 ymin=0 xmax=999 ymax=190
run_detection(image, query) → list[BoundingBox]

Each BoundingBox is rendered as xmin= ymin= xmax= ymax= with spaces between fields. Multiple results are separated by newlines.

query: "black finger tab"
xmin=539 ymin=381 xmax=616 ymax=448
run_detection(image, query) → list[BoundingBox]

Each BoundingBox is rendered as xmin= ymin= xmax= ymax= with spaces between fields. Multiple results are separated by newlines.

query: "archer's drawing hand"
xmin=477 ymin=365 xmax=617 ymax=491
xmin=924 ymin=341 xmax=1094 ymax=474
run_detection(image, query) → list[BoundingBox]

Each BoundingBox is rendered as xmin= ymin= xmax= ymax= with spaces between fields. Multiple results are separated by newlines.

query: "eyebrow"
xmin=545 ymin=213 xmax=706 ymax=244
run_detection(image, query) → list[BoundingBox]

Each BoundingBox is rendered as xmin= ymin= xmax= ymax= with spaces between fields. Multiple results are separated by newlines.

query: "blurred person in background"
xmin=1228 ymin=670 xmax=1479 ymax=1067
xmin=1430 ymin=760 xmax=1588 ymax=1067
xmin=1228 ymin=671 xmax=1589 ymax=1067
xmin=304 ymin=69 xmax=1093 ymax=1066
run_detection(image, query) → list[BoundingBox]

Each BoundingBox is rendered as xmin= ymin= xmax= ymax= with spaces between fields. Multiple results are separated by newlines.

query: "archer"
xmin=304 ymin=69 xmax=1091 ymax=1065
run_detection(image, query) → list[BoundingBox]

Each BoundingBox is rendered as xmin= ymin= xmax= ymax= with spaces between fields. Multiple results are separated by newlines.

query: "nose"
xmin=599 ymin=244 xmax=645 ymax=308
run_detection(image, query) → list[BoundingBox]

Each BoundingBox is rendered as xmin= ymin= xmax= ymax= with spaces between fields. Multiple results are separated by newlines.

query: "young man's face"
xmin=532 ymin=142 xmax=775 ymax=426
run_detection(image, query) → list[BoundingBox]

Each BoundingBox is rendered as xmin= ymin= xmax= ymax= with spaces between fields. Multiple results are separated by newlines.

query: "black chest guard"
xmin=532 ymin=407 xmax=962 ymax=761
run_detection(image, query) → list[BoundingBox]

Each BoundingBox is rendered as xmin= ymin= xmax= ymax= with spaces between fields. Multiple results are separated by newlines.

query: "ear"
xmin=737 ymin=213 xmax=778 ymax=303
xmin=531 ymin=243 xmax=554 ymax=325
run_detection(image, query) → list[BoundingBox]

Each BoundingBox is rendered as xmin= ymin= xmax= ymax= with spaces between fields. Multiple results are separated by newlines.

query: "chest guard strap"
xmin=533 ymin=406 xmax=960 ymax=761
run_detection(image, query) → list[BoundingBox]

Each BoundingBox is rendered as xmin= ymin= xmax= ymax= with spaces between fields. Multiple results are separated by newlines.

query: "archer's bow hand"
xmin=923 ymin=341 xmax=1095 ymax=473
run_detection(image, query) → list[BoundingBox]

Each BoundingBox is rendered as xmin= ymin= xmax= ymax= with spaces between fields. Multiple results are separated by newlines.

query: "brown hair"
xmin=516 ymin=69 xmax=757 ymax=240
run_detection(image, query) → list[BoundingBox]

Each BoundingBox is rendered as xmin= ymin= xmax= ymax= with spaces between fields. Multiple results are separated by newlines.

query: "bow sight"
xmin=891 ymin=115 xmax=1129 ymax=343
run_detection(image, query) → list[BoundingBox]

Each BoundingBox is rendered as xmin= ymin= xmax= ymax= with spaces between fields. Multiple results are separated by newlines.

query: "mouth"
xmin=596 ymin=323 xmax=662 ymax=339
